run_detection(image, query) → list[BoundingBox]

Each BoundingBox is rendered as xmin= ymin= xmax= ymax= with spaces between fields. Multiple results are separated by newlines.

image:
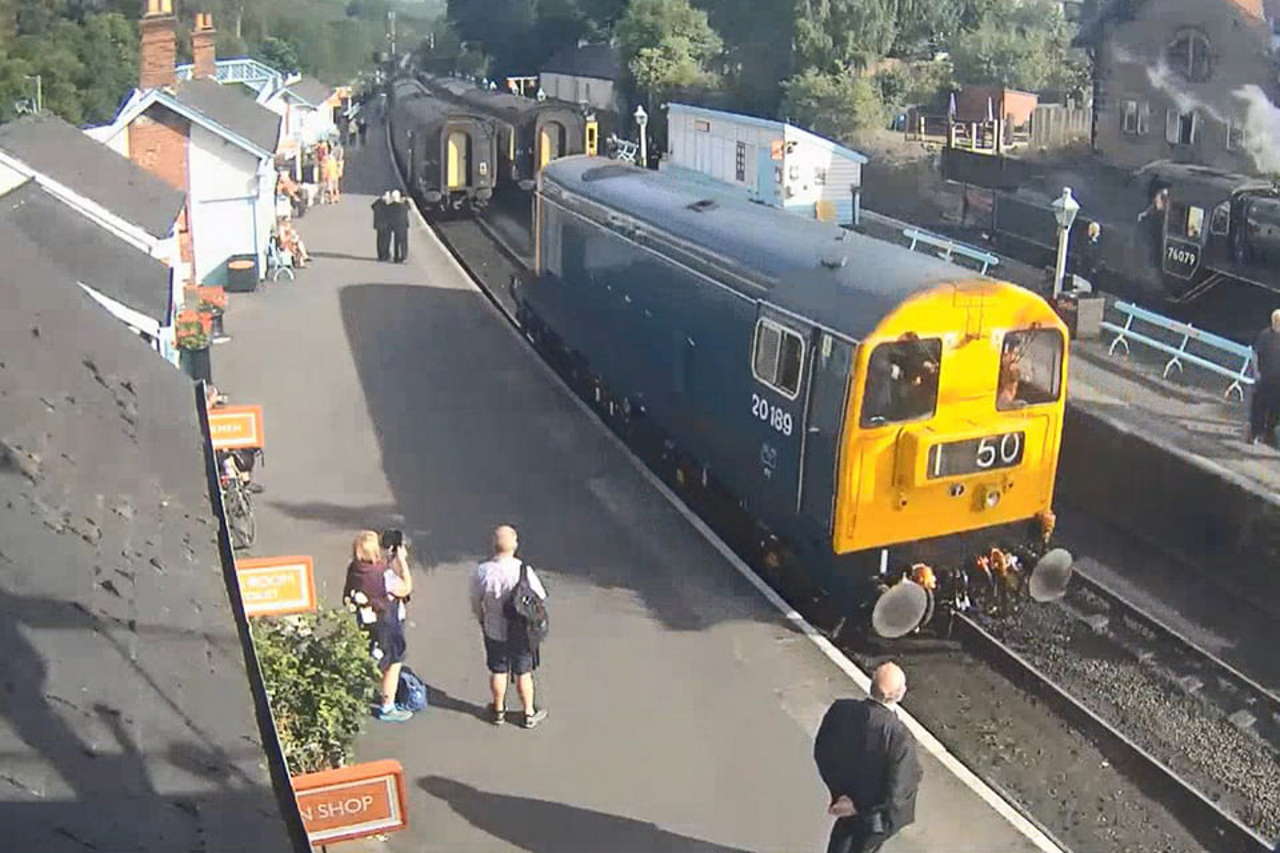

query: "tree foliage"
xmin=616 ymin=0 xmax=721 ymax=98
xmin=252 ymin=609 xmax=379 ymax=775
xmin=794 ymin=0 xmax=898 ymax=73
xmin=949 ymin=0 xmax=1083 ymax=94
xmin=781 ymin=67 xmax=886 ymax=140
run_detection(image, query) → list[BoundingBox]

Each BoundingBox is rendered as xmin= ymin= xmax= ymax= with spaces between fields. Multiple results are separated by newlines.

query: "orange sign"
xmin=235 ymin=555 xmax=316 ymax=617
xmin=770 ymin=139 xmax=785 ymax=161
xmin=293 ymin=760 xmax=408 ymax=845
xmin=209 ymin=405 xmax=265 ymax=450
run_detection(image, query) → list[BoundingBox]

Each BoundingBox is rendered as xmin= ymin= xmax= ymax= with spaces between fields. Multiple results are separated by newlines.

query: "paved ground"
xmin=210 ymin=125 xmax=1053 ymax=852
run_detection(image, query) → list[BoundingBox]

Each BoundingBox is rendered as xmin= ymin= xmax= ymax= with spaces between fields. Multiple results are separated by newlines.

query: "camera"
xmin=381 ymin=529 xmax=406 ymax=551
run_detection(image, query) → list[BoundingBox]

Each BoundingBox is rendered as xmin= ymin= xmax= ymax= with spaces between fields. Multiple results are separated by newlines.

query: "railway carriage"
xmin=387 ymin=79 xmax=498 ymax=213
xmin=517 ymin=157 xmax=1073 ymax=636
xmin=422 ymin=75 xmax=598 ymax=191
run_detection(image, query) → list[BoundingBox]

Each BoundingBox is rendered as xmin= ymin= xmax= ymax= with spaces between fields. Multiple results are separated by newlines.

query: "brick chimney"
xmin=138 ymin=0 xmax=177 ymax=90
xmin=192 ymin=12 xmax=216 ymax=80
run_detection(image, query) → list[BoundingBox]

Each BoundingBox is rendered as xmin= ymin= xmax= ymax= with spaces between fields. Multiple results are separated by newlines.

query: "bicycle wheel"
xmin=226 ymin=487 xmax=256 ymax=549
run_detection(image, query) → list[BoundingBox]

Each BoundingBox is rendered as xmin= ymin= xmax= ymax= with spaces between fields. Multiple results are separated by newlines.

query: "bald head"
xmin=1271 ymin=309 xmax=1280 ymax=333
xmin=871 ymin=662 xmax=907 ymax=705
xmin=493 ymin=525 xmax=518 ymax=556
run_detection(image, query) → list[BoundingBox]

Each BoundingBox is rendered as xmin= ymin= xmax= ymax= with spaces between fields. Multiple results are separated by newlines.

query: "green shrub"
xmin=781 ymin=69 xmax=888 ymax=141
xmin=251 ymin=608 xmax=379 ymax=775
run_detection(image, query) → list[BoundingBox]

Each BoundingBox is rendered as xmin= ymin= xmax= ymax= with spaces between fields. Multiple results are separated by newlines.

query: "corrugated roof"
xmin=287 ymin=76 xmax=334 ymax=107
xmin=541 ymin=43 xmax=623 ymax=81
xmin=0 ymin=113 xmax=185 ymax=240
xmin=0 ymin=181 xmax=171 ymax=323
xmin=543 ymin=157 xmax=962 ymax=341
xmin=173 ymin=78 xmax=281 ymax=154
xmin=0 ymin=232 xmax=300 ymax=851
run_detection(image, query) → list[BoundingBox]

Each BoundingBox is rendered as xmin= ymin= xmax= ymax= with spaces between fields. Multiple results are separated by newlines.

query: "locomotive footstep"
xmin=1028 ymin=548 xmax=1074 ymax=603
xmin=872 ymin=580 xmax=930 ymax=638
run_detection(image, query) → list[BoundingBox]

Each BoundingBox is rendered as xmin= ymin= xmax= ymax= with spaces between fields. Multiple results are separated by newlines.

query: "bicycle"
xmin=220 ymin=472 xmax=257 ymax=550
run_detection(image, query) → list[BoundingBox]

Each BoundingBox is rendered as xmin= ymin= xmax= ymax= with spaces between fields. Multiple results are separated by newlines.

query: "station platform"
xmin=210 ymin=128 xmax=1059 ymax=851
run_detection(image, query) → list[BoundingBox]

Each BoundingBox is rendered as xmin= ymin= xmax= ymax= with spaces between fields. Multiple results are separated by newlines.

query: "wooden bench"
xmin=902 ymin=227 xmax=1000 ymax=275
xmin=1101 ymin=300 xmax=1254 ymax=400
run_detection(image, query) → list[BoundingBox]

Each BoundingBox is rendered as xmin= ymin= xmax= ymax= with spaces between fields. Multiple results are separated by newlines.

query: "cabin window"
xmin=735 ymin=141 xmax=747 ymax=182
xmin=1210 ymin=201 xmax=1230 ymax=236
xmin=752 ymin=319 xmax=805 ymax=399
xmin=860 ymin=336 xmax=941 ymax=427
xmin=694 ymin=119 xmax=711 ymax=133
xmin=1166 ymin=202 xmax=1205 ymax=240
xmin=1167 ymin=30 xmax=1211 ymax=82
xmin=996 ymin=329 xmax=1063 ymax=410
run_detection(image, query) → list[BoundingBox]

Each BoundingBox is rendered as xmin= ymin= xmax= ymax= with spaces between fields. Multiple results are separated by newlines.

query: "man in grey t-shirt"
xmin=470 ymin=525 xmax=548 ymax=728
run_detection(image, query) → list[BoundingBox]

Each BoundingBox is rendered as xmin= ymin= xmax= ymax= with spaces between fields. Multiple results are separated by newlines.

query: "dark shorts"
xmin=484 ymin=635 xmax=538 ymax=675
xmin=367 ymin=616 xmax=406 ymax=673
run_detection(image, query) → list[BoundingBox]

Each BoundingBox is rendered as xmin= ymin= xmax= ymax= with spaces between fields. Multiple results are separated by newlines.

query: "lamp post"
xmin=634 ymin=104 xmax=648 ymax=168
xmin=1050 ymin=186 xmax=1080 ymax=300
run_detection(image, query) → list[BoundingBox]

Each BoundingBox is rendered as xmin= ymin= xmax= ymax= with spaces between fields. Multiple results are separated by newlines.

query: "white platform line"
xmin=386 ymin=130 xmax=1064 ymax=853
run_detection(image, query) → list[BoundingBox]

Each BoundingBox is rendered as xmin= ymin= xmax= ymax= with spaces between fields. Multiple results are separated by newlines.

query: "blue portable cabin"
xmin=527 ymin=157 xmax=965 ymax=577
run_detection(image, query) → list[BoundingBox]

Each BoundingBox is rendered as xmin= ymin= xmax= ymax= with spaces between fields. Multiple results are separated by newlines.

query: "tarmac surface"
xmin=210 ymin=127 xmax=1055 ymax=851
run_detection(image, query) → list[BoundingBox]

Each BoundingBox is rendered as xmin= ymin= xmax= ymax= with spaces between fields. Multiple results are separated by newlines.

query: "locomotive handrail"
xmin=901 ymin=227 xmax=1000 ymax=275
xmin=1101 ymin=301 xmax=1255 ymax=400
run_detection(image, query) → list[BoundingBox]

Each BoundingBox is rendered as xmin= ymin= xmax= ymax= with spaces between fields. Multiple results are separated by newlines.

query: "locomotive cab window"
xmin=752 ymin=319 xmax=805 ymax=398
xmin=997 ymin=328 xmax=1064 ymax=410
xmin=860 ymin=336 xmax=941 ymax=427
xmin=1166 ymin=202 xmax=1205 ymax=240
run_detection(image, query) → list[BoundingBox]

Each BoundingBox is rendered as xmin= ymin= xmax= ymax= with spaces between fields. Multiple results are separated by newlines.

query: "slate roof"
xmin=541 ymin=43 xmax=623 ymax=81
xmin=0 ymin=113 xmax=185 ymax=240
xmin=173 ymin=77 xmax=282 ymax=154
xmin=287 ymin=75 xmax=334 ymax=108
xmin=0 ymin=232 xmax=301 ymax=851
xmin=0 ymin=180 xmax=171 ymax=324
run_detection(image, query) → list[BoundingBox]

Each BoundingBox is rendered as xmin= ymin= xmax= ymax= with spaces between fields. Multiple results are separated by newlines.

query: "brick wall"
xmin=139 ymin=15 xmax=176 ymax=90
xmin=129 ymin=106 xmax=193 ymax=284
xmin=192 ymin=13 xmax=216 ymax=80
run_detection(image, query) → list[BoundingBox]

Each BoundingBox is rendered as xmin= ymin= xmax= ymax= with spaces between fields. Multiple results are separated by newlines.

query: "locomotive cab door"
xmin=799 ymin=332 xmax=854 ymax=536
xmin=747 ymin=307 xmax=811 ymax=520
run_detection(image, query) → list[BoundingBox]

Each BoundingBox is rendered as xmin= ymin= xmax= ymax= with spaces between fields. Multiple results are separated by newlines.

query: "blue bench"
xmin=902 ymin=228 xmax=1000 ymax=275
xmin=1101 ymin=301 xmax=1254 ymax=400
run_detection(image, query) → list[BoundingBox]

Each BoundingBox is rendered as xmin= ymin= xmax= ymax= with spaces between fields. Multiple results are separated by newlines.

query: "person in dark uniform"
xmin=389 ymin=189 xmax=410 ymax=263
xmin=1073 ymin=221 xmax=1103 ymax=288
xmin=1248 ymin=309 xmax=1280 ymax=445
xmin=357 ymin=117 xmax=368 ymax=146
xmin=814 ymin=662 xmax=923 ymax=853
xmin=371 ymin=191 xmax=392 ymax=261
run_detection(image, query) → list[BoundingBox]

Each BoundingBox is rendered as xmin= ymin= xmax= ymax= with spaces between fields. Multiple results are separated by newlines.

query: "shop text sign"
xmin=235 ymin=555 xmax=316 ymax=617
xmin=293 ymin=760 xmax=408 ymax=845
xmin=208 ymin=405 xmax=265 ymax=450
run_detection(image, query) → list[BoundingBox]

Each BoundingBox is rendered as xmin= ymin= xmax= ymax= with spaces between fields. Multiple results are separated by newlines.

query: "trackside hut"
xmin=662 ymin=103 xmax=868 ymax=226
xmin=0 ymin=232 xmax=307 ymax=851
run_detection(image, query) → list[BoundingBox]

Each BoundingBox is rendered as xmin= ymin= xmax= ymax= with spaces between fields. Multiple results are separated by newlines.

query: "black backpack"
xmin=503 ymin=562 xmax=549 ymax=647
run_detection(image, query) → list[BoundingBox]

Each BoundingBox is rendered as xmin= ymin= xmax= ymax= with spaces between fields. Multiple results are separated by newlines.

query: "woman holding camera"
xmin=343 ymin=530 xmax=414 ymax=722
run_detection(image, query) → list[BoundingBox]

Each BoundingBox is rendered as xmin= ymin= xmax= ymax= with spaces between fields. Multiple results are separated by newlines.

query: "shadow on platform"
xmin=420 ymin=776 xmax=755 ymax=853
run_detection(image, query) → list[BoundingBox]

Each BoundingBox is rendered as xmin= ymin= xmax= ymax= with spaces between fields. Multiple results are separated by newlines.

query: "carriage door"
xmin=539 ymin=121 xmax=565 ymax=169
xmin=799 ymin=332 xmax=853 ymax=533
xmin=749 ymin=309 xmax=809 ymax=517
xmin=447 ymin=130 xmax=470 ymax=189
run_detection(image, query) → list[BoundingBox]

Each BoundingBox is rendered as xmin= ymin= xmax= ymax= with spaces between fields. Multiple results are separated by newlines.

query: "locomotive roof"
xmin=541 ymin=157 xmax=972 ymax=341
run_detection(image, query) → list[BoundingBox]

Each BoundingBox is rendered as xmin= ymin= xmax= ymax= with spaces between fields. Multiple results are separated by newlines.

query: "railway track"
xmin=386 ymin=136 xmax=1279 ymax=852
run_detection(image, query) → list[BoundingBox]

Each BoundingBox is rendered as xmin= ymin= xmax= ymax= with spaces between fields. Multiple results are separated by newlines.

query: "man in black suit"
xmin=371 ymin=191 xmax=391 ymax=261
xmin=389 ymin=190 xmax=410 ymax=263
xmin=814 ymin=662 xmax=923 ymax=853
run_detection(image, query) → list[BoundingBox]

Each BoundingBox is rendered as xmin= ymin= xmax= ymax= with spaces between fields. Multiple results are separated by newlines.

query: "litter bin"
xmin=225 ymin=255 xmax=259 ymax=293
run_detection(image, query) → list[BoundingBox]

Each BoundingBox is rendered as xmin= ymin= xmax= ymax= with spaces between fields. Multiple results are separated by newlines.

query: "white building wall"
xmin=540 ymin=72 xmax=619 ymax=113
xmin=187 ymin=123 xmax=264 ymax=284
xmin=667 ymin=107 xmax=782 ymax=196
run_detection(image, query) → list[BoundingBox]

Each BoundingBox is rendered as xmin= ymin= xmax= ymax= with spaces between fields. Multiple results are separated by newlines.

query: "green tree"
xmin=794 ymin=0 xmax=897 ymax=73
xmin=781 ymin=67 xmax=886 ymax=140
xmin=950 ymin=0 xmax=1081 ymax=93
xmin=616 ymin=0 xmax=721 ymax=98
xmin=252 ymin=609 xmax=379 ymax=775
xmin=256 ymin=34 xmax=299 ymax=73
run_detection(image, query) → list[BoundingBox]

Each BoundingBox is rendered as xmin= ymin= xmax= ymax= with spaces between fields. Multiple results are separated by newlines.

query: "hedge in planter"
xmin=251 ymin=608 xmax=380 ymax=775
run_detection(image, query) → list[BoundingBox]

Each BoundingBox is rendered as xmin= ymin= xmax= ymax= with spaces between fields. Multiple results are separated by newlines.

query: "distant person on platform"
xmin=389 ymin=189 xmax=410 ymax=263
xmin=1248 ymin=309 xmax=1280 ymax=446
xmin=372 ymin=191 xmax=392 ymax=261
xmin=814 ymin=662 xmax=923 ymax=853
xmin=1074 ymin=221 xmax=1103 ymax=289
xmin=357 ymin=117 xmax=368 ymax=147
xmin=470 ymin=525 xmax=549 ymax=729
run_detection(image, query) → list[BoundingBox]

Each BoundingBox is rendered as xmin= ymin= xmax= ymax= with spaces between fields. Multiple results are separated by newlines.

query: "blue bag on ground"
xmin=395 ymin=665 xmax=427 ymax=712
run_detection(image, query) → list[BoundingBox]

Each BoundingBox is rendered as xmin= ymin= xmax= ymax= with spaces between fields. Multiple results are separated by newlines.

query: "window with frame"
xmin=1227 ymin=119 xmax=1247 ymax=151
xmin=1121 ymin=100 xmax=1150 ymax=135
xmin=752 ymin=319 xmax=805 ymax=398
xmin=735 ymin=141 xmax=746 ymax=182
xmin=1210 ymin=201 xmax=1230 ymax=236
xmin=996 ymin=329 xmax=1063 ymax=410
xmin=1165 ymin=201 xmax=1205 ymax=240
xmin=694 ymin=119 xmax=711 ymax=133
xmin=1167 ymin=30 xmax=1211 ymax=82
xmin=1166 ymin=109 xmax=1197 ymax=146
xmin=861 ymin=336 xmax=942 ymax=427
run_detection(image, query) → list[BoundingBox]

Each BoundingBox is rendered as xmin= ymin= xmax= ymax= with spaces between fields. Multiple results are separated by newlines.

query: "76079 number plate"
xmin=927 ymin=431 xmax=1025 ymax=479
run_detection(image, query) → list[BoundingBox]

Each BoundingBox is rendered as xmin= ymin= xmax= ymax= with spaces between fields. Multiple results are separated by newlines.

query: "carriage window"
xmin=860 ymin=337 xmax=941 ymax=427
xmin=752 ymin=319 xmax=805 ymax=398
xmin=997 ymin=329 xmax=1063 ymax=410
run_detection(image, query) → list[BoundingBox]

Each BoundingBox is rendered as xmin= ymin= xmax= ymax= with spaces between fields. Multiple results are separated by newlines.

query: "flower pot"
xmin=180 ymin=345 xmax=212 ymax=383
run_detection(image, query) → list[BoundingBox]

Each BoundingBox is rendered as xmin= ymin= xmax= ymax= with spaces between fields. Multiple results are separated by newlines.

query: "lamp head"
xmin=634 ymin=104 xmax=648 ymax=125
xmin=1052 ymin=186 xmax=1080 ymax=230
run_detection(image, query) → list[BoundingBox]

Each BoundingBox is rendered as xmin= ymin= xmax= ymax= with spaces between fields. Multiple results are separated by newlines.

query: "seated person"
xmin=275 ymin=219 xmax=310 ymax=267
